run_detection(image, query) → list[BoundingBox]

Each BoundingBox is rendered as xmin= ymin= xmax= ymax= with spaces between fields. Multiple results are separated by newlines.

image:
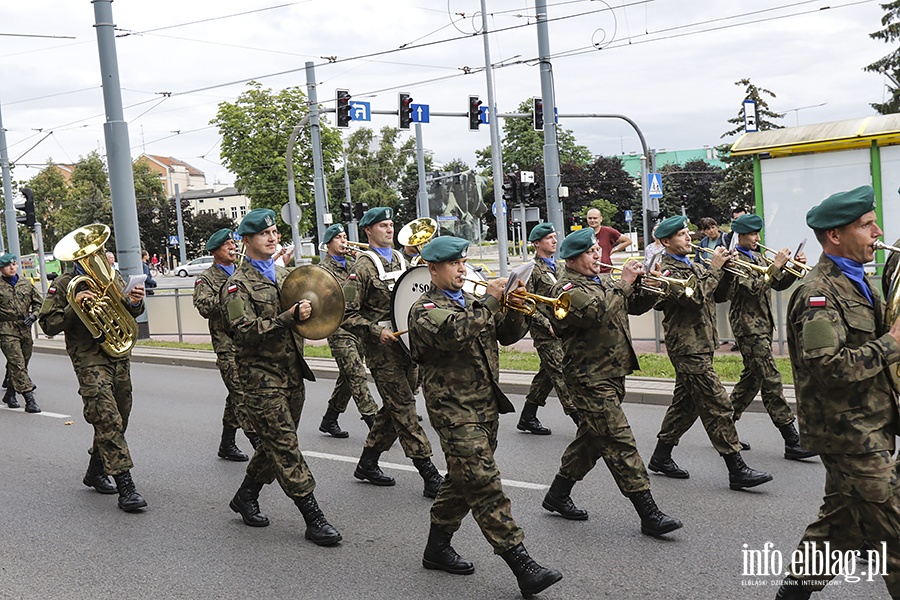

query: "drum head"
xmin=390 ymin=266 xmax=432 ymax=352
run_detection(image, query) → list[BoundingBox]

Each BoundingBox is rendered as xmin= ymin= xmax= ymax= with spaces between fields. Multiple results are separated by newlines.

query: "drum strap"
xmin=358 ymin=250 xmax=407 ymax=291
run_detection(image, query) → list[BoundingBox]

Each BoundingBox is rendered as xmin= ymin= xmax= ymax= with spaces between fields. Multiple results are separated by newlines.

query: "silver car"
xmin=174 ymin=255 xmax=214 ymax=277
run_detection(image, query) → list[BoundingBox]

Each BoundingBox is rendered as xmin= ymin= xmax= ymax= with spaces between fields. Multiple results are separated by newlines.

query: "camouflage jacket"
xmin=527 ymin=257 xmax=563 ymax=340
xmin=341 ymin=251 xmax=403 ymax=344
xmin=0 ymin=276 xmax=42 ymax=336
xmin=552 ymin=267 xmax=656 ymax=384
xmin=655 ymin=253 xmax=728 ymax=355
xmin=38 ymin=271 xmax=143 ymax=369
xmin=787 ymin=254 xmax=900 ymax=454
xmin=882 ymin=238 xmax=900 ymax=300
xmin=192 ymin=263 xmax=235 ymax=356
xmin=221 ymin=261 xmax=314 ymax=389
xmin=409 ymin=284 xmax=529 ymax=428
xmin=319 ymin=253 xmax=357 ymax=345
xmin=726 ymin=249 xmax=797 ymax=337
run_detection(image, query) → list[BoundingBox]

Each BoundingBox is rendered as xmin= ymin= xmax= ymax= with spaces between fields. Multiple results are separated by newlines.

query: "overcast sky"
xmin=0 ymin=0 xmax=892 ymax=188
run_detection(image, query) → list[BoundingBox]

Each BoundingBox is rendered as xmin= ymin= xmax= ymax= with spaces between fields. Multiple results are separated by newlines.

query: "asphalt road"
xmin=0 ymin=354 xmax=890 ymax=600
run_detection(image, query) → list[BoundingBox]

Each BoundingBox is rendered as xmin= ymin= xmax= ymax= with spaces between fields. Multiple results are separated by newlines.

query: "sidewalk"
xmin=32 ymin=338 xmax=790 ymax=414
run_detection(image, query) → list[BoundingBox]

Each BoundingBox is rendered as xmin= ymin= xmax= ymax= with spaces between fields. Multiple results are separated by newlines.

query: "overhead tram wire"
xmin=114 ymin=2 xmax=308 ymax=37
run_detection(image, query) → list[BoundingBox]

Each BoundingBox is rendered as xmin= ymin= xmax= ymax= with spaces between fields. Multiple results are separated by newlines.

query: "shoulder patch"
xmin=195 ymin=278 xmax=203 ymax=287
xmin=349 ymin=273 xmax=356 ymax=280
xmin=225 ymin=298 xmax=244 ymax=321
xmin=561 ymin=282 xmax=574 ymax=291
xmin=423 ymin=302 xmax=436 ymax=309
xmin=227 ymin=284 xmax=238 ymax=294
xmin=48 ymin=287 xmax=56 ymax=295
xmin=809 ymin=296 xmax=826 ymax=308
xmin=425 ymin=307 xmax=453 ymax=326
xmin=802 ymin=318 xmax=838 ymax=352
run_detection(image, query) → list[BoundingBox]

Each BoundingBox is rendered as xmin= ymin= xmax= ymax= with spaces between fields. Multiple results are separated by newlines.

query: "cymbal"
xmin=280 ymin=265 xmax=345 ymax=340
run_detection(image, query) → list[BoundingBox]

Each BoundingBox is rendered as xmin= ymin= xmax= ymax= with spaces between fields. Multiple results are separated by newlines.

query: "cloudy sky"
xmin=0 ymin=0 xmax=892 ymax=188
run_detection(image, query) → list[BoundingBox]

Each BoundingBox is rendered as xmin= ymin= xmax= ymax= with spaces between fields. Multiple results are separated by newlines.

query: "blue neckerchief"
xmin=666 ymin=252 xmax=692 ymax=266
xmin=75 ymin=264 xmax=86 ymax=276
xmin=442 ymin=289 xmax=465 ymax=307
xmin=371 ymin=246 xmax=393 ymax=262
xmin=539 ymin=256 xmax=556 ymax=273
xmin=2 ymin=274 xmax=18 ymax=285
xmin=591 ymin=276 xmax=602 ymax=284
xmin=216 ymin=263 xmax=235 ymax=277
xmin=826 ymin=254 xmax=873 ymax=305
xmin=736 ymin=245 xmax=755 ymax=260
xmin=248 ymin=257 xmax=276 ymax=283
xmin=330 ymin=255 xmax=347 ymax=268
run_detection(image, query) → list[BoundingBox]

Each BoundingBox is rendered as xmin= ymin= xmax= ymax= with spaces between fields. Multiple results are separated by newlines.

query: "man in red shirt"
xmin=586 ymin=208 xmax=632 ymax=273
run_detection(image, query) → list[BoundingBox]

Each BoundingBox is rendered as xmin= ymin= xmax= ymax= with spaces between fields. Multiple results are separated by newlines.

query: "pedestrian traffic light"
xmin=399 ymin=92 xmax=413 ymax=130
xmin=468 ymin=95 xmax=482 ymax=131
xmin=533 ymin=97 xmax=544 ymax=131
xmin=353 ymin=202 xmax=368 ymax=221
xmin=336 ymin=89 xmax=352 ymax=128
xmin=501 ymin=174 xmax=518 ymax=204
xmin=15 ymin=187 xmax=35 ymax=229
xmin=340 ymin=202 xmax=352 ymax=222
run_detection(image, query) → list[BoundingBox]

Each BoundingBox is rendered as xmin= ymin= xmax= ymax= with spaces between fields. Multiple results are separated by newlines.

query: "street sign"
xmin=647 ymin=173 xmax=663 ymax=199
xmin=743 ymin=99 xmax=758 ymax=133
xmin=410 ymin=103 xmax=430 ymax=123
xmin=491 ymin=201 xmax=507 ymax=217
xmin=436 ymin=215 xmax=458 ymax=222
xmin=520 ymin=171 xmax=535 ymax=183
xmin=280 ymin=203 xmax=301 ymax=225
xmin=168 ymin=235 xmax=178 ymax=246
xmin=479 ymin=106 xmax=489 ymax=125
xmin=350 ymin=101 xmax=371 ymax=122
xmin=624 ymin=209 xmax=633 ymax=223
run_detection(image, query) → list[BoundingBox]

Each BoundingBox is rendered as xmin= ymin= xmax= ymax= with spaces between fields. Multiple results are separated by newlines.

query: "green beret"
xmin=0 ymin=253 xmax=16 ymax=268
xmin=654 ymin=215 xmax=689 ymax=240
xmin=205 ymin=228 xmax=233 ymax=252
xmin=236 ymin=208 xmax=277 ymax=236
xmin=323 ymin=223 xmax=346 ymax=245
xmin=358 ymin=206 xmax=393 ymax=228
xmin=731 ymin=214 xmax=764 ymax=234
xmin=528 ymin=222 xmax=556 ymax=243
xmin=806 ymin=185 xmax=877 ymax=230
xmin=420 ymin=236 xmax=468 ymax=263
xmin=559 ymin=228 xmax=597 ymax=260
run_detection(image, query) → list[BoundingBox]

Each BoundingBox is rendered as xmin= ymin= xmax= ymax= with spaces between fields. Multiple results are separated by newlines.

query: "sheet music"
xmin=505 ymin=261 xmax=535 ymax=295
xmin=122 ymin=274 xmax=147 ymax=296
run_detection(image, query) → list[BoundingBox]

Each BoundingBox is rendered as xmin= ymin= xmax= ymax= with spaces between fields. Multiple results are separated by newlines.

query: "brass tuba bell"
xmin=53 ymin=224 xmax=140 ymax=358
xmin=397 ymin=218 xmax=437 ymax=265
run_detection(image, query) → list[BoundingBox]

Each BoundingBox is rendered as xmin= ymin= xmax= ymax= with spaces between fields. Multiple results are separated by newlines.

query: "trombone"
xmin=689 ymin=243 xmax=769 ymax=281
xmin=465 ymin=278 xmax=570 ymax=319
xmin=756 ymin=243 xmax=811 ymax=278
xmin=599 ymin=262 xmax=695 ymax=298
xmin=318 ymin=240 xmax=370 ymax=255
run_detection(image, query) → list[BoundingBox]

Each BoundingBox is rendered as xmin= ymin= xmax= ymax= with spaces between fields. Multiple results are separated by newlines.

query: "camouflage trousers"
xmin=75 ymin=361 xmax=134 ymax=476
xmin=558 ymin=377 xmax=650 ymax=496
xmin=363 ymin=343 xmax=432 ymax=459
xmin=524 ymin=337 xmax=577 ymax=415
xmin=657 ymin=353 xmax=741 ymax=455
xmin=216 ymin=352 xmax=255 ymax=433
xmin=787 ymin=451 xmax=900 ymax=597
xmin=431 ymin=420 xmax=525 ymax=554
xmin=327 ymin=337 xmax=378 ymax=417
xmin=0 ymin=331 xmax=34 ymax=393
xmin=731 ymin=334 xmax=794 ymax=427
xmin=244 ymin=384 xmax=316 ymax=500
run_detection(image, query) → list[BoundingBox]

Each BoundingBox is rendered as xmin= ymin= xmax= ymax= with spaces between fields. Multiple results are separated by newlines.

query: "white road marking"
xmin=0 ymin=406 xmax=71 ymax=419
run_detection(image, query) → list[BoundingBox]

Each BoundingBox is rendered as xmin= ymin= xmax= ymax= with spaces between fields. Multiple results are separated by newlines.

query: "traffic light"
xmin=340 ymin=202 xmax=352 ymax=222
xmin=336 ymin=89 xmax=352 ymax=128
xmin=399 ymin=92 xmax=413 ymax=130
xmin=15 ymin=187 xmax=35 ymax=229
xmin=353 ymin=202 xmax=368 ymax=221
xmin=468 ymin=95 xmax=482 ymax=131
xmin=501 ymin=174 xmax=518 ymax=204
xmin=520 ymin=181 xmax=536 ymax=202
xmin=533 ymin=97 xmax=544 ymax=131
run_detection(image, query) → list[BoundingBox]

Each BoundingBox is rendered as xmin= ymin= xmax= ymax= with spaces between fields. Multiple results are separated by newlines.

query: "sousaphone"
xmin=279 ymin=265 xmax=345 ymax=340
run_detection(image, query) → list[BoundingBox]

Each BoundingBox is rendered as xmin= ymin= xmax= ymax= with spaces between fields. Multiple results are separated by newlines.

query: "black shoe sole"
xmin=305 ymin=531 xmax=342 ymax=546
xmin=24 ymin=407 xmax=40 ymax=413
xmin=422 ymin=558 xmax=475 ymax=575
xmin=784 ymin=451 xmax=817 ymax=460
xmin=218 ymin=452 xmax=250 ymax=462
xmin=520 ymin=571 xmax=563 ymax=598
xmin=83 ymin=477 xmax=118 ymax=495
xmin=640 ymin=520 xmax=684 ymax=538
xmin=353 ymin=470 xmax=396 ymax=486
xmin=319 ymin=427 xmax=349 ymax=439
xmin=118 ymin=500 xmax=148 ymax=512
xmin=516 ymin=425 xmax=552 ymax=435
xmin=541 ymin=499 xmax=589 ymax=521
xmin=424 ymin=489 xmax=438 ymax=499
xmin=729 ymin=475 xmax=773 ymax=490
xmin=647 ymin=463 xmax=690 ymax=479
xmin=229 ymin=500 xmax=270 ymax=527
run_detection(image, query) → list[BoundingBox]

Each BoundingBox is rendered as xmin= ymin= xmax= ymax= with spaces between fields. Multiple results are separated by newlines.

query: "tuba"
xmin=53 ymin=224 xmax=140 ymax=358
xmin=397 ymin=218 xmax=437 ymax=266
xmin=876 ymin=240 xmax=900 ymax=388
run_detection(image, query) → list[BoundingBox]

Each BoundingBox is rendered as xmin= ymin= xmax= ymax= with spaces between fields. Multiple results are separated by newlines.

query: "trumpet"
xmin=756 ymin=243 xmax=811 ymax=278
xmin=465 ymin=278 xmax=570 ymax=319
xmin=318 ymin=240 xmax=370 ymax=254
xmin=689 ymin=243 xmax=764 ymax=280
xmin=875 ymin=240 xmax=900 ymax=254
xmin=599 ymin=262 xmax=695 ymax=298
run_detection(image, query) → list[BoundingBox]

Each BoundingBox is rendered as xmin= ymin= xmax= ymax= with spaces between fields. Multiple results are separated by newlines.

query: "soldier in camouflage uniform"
xmin=647 ymin=215 xmax=773 ymax=490
xmin=342 ymin=207 xmax=442 ymax=499
xmin=409 ymin=235 xmax=562 ymax=598
xmin=221 ymin=209 xmax=341 ymax=547
xmin=539 ymin=228 xmax=682 ymax=538
xmin=38 ymin=237 xmax=148 ymax=512
xmin=316 ymin=223 xmax=378 ymax=438
xmin=0 ymin=254 xmax=43 ymax=413
xmin=723 ymin=214 xmax=815 ymax=460
xmin=775 ymin=186 xmax=900 ymax=600
xmin=518 ymin=223 xmax=578 ymax=435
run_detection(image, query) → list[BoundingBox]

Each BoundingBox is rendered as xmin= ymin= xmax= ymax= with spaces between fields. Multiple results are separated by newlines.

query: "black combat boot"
xmin=112 ymin=471 xmax=147 ymax=512
xmin=245 ymin=432 xmax=262 ymax=450
xmin=23 ymin=391 xmax=40 ymax=414
xmin=422 ymin=523 xmax=475 ymax=574
xmin=774 ymin=576 xmax=813 ymax=599
xmin=542 ymin=474 xmax=588 ymax=520
xmin=740 ymin=440 xmax=752 ymax=451
xmin=218 ymin=427 xmax=249 ymax=461
xmin=499 ymin=543 xmax=563 ymax=598
xmin=569 ymin=410 xmax=582 ymax=427
xmin=229 ymin=475 xmax=269 ymax=527
xmin=412 ymin=457 xmax=443 ymax=499
xmin=628 ymin=490 xmax=683 ymax=537
xmin=3 ymin=387 xmax=18 ymax=408
xmin=82 ymin=452 xmax=117 ymax=494
xmin=295 ymin=492 xmax=342 ymax=546
xmin=723 ymin=452 xmax=773 ymax=490
xmin=779 ymin=423 xmax=817 ymax=460
xmin=516 ymin=402 xmax=551 ymax=435
xmin=361 ymin=414 xmax=375 ymax=430
xmin=354 ymin=447 xmax=396 ymax=486
xmin=318 ymin=407 xmax=349 ymax=438
xmin=648 ymin=441 xmax=690 ymax=479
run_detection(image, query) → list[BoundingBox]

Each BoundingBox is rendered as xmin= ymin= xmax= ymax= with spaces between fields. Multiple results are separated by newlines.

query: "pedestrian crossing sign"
xmin=648 ymin=173 xmax=663 ymax=199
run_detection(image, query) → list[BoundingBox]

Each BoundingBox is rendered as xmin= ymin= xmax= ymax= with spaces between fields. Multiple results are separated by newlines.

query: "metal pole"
xmin=535 ymin=0 xmax=564 ymax=243
xmin=284 ymin=115 xmax=310 ymax=263
xmin=641 ymin=155 xmax=650 ymax=253
xmin=34 ymin=222 xmax=47 ymax=295
xmin=480 ymin=0 xmax=508 ymax=277
xmin=174 ymin=183 xmax=186 ymax=264
xmin=305 ymin=62 xmax=328 ymax=261
xmin=415 ymin=123 xmax=429 ymax=219
xmin=0 ymin=100 xmax=14 ymax=255
xmin=342 ymin=147 xmax=360 ymax=243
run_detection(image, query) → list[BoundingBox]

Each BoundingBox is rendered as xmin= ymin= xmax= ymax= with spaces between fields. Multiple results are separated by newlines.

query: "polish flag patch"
xmin=48 ymin=287 xmax=56 ymax=295
xmin=348 ymin=273 xmax=356 ymax=280
xmin=662 ymin=269 xmax=671 ymax=277
xmin=194 ymin=278 xmax=203 ymax=287
xmin=227 ymin=284 xmax=238 ymax=294
xmin=423 ymin=302 xmax=436 ymax=309
xmin=809 ymin=296 xmax=826 ymax=308
xmin=561 ymin=282 xmax=574 ymax=291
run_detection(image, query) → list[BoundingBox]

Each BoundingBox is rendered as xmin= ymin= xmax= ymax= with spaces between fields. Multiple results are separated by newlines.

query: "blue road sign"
xmin=169 ymin=235 xmax=179 ymax=246
xmin=436 ymin=215 xmax=458 ymax=222
xmin=479 ymin=106 xmax=489 ymax=124
xmin=492 ymin=201 xmax=507 ymax=217
xmin=647 ymin=173 xmax=663 ymax=199
xmin=350 ymin=101 xmax=371 ymax=122
xmin=624 ymin=209 xmax=633 ymax=223
xmin=410 ymin=104 xmax=430 ymax=123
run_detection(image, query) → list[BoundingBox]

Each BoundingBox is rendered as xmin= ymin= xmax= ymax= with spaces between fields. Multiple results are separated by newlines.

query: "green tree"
xmin=658 ymin=159 xmax=726 ymax=224
xmin=133 ymin=161 xmax=168 ymax=256
xmin=865 ymin=1 xmax=900 ymax=114
xmin=23 ymin=161 xmax=71 ymax=249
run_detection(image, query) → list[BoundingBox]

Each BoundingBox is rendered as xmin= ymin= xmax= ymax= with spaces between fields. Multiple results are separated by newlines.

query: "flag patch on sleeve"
xmin=227 ymin=284 xmax=238 ymax=294
xmin=809 ymin=296 xmax=826 ymax=308
xmin=561 ymin=282 xmax=574 ymax=291
xmin=348 ymin=273 xmax=356 ymax=280
xmin=423 ymin=302 xmax=436 ymax=309
xmin=48 ymin=287 xmax=56 ymax=295
xmin=195 ymin=278 xmax=202 ymax=287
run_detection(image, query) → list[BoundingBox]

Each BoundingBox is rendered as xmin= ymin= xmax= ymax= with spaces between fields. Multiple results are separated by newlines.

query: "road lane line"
xmin=0 ymin=406 xmax=71 ymax=419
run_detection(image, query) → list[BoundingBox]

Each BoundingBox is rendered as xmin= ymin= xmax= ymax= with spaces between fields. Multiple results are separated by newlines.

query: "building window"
xmin=219 ymin=207 xmax=226 ymax=216
xmin=199 ymin=199 xmax=204 ymax=204
xmin=219 ymin=197 xmax=225 ymax=202
xmin=231 ymin=207 xmax=238 ymax=219
xmin=240 ymin=207 xmax=247 ymax=216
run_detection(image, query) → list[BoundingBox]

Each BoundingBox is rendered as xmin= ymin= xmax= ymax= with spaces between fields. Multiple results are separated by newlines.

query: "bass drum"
xmin=390 ymin=266 xmax=431 ymax=352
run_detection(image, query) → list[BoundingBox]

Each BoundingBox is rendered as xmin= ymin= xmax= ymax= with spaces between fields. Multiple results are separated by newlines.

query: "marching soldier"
xmin=518 ymin=223 xmax=579 ymax=435
xmin=192 ymin=228 xmax=259 ymax=461
xmin=541 ymin=228 xmax=682 ymax=538
xmin=647 ymin=215 xmax=773 ymax=490
xmin=222 ymin=208 xmax=341 ymax=546
xmin=0 ymin=253 xmax=42 ymax=413
xmin=342 ymin=206 xmax=442 ymax=499
xmin=724 ymin=214 xmax=815 ymax=460
xmin=316 ymin=223 xmax=378 ymax=437
xmin=38 ymin=236 xmax=147 ymax=512
xmin=775 ymin=186 xmax=900 ymax=599
xmin=409 ymin=236 xmax=562 ymax=598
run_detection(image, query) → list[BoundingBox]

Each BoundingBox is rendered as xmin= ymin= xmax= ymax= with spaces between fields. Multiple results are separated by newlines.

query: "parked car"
xmin=174 ymin=255 xmax=214 ymax=277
